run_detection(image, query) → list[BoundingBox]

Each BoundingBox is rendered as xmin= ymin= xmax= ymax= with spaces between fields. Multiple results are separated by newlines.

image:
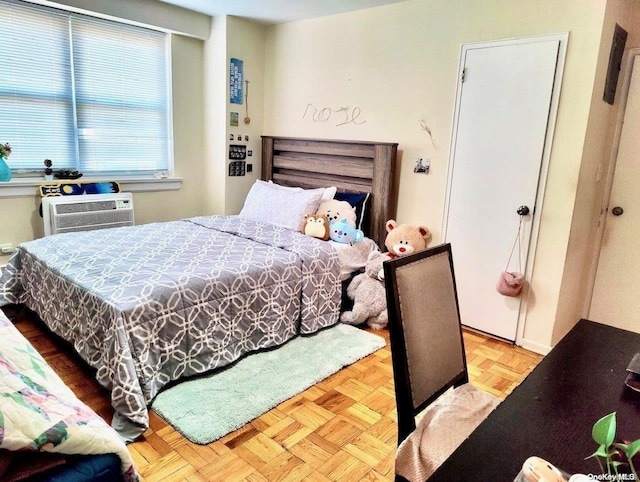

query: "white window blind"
xmin=0 ymin=2 xmax=75 ymax=170
xmin=0 ymin=0 xmax=171 ymax=176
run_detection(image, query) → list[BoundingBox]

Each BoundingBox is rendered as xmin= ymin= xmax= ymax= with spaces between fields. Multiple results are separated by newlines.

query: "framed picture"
xmin=230 ymin=58 xmax=243 ymax=104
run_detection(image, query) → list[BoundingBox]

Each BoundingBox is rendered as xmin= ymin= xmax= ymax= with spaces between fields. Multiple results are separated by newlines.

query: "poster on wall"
xmin=230 ymin=58 xmax=243 ymax=104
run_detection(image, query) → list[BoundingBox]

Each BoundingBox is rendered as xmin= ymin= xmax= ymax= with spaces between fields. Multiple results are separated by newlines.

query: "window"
xmin=0 ymin=0 xmax=172 ymax=177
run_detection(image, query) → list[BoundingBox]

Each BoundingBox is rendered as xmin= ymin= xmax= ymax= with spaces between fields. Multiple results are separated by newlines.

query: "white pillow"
xmin=267 ymin=180 xmax=336 ymax=200
xmin=240 ymin=180 xmax=325 ymax=231
xmin=322 ymin=186 xmax=337 ymax=200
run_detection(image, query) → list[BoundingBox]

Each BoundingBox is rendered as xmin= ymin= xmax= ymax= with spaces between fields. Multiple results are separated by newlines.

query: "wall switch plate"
xmin=0 ymin=243 xmax=15 ymax=255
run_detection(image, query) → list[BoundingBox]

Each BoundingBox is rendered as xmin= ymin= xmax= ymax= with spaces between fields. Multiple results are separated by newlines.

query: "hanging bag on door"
xmin=497 ymin=271 xmax=525 ymax=297
xmin=497 ymin=212 xmax=526 ymax=297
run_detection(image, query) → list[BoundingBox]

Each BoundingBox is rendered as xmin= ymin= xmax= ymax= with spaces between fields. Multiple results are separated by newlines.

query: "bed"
xmin=0 ymin=309 xmax=138 ymax=481
xmin=0 ymin=136 xmax=397 ymax=442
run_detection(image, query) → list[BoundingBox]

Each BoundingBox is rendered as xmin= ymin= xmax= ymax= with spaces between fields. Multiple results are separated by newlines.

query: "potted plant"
xmin=0 ymin=143 xmax=11 ymax=182
xmin=44 ymin=159 xmax=54 ymax=180
xmin=587 ymin=412 xmax=640 ymax=478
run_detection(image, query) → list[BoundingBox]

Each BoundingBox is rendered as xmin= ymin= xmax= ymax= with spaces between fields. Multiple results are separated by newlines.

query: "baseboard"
xmin=462 ymin=325 xmax=514 ymax=344
xmin=519 ymin=337 xmax=552 ymax=356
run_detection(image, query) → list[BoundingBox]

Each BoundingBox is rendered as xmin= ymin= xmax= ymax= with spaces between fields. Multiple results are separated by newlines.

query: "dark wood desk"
xmin=429 ymin=319 xmax=640 ymax=481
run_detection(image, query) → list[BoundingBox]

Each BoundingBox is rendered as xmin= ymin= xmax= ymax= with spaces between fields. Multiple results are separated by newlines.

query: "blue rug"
xmin=151 ymin=323 xmax=386 ymax=444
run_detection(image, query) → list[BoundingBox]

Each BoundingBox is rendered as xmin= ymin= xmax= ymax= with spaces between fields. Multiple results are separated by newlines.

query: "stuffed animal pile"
xmin=316 ymin=199 xmax=357 ymax=227
xmin=299 ymin=196 xmax=432 ymax=330
xmin=340 ymin=219 xmax=431 ymax=329
xmin=302 ymin=198 xmax=364 ymax=245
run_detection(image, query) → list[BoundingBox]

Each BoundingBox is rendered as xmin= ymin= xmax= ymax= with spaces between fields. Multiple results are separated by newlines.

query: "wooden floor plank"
xmin=10 ymin=309 xmax=542 ymax=482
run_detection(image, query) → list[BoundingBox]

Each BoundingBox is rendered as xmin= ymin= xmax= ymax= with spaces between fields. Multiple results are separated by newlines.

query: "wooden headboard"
xmin=261 ymin=136 xmax=398 ymax=247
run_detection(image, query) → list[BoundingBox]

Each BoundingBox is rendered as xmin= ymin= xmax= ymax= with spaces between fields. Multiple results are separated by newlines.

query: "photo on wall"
xmin=230 ymin=58 xmax=243 ymax=104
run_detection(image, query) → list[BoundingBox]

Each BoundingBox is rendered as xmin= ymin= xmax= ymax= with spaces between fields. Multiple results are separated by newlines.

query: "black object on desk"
xmin=429 ymin=319 xmax=640 ymax=481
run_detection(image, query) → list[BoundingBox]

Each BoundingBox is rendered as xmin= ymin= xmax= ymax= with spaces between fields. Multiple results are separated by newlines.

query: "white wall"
xmin=225 ymin=17 xmax=266 ymax=214
xmin=203 ymin=15 xmax=228 ymax=215
xmin=262 ymin=0 xmax=610 ymax=351
xmin=202 ymin=16 xmax=266 ymax=215
xmin=555 ymin=0 xmax=640 ymax=344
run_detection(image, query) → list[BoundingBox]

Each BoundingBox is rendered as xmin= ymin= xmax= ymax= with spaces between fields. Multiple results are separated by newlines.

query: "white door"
xmin=590 ymin=54 xmax=640 ymax=333
xmin=444 ymin=37 xmax=563 ymax=341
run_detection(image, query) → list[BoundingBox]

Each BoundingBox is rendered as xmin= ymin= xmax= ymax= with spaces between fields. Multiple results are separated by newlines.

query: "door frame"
xmin=585 ymin=48 xmax=640 ymax=318
xmin=442 ymin=33 xmax=568 ymax=349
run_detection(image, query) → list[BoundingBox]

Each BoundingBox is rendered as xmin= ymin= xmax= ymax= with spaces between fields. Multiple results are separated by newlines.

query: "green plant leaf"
xmin=630 ymin=439 xmax=640 ymax=458
xmin=616 ymin=439 xmax=640 ymax=459
xmin=586 ymin=444 xmax=609 ymax=459
xmin=592 ymin=412 xmax=617 ymax=447
xmin=612 ymin=460 xmax=624 ymax=474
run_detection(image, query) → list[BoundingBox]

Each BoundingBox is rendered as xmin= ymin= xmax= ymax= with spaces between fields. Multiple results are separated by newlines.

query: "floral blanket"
xmin=0 ymin=311 xmax=138 ymax=481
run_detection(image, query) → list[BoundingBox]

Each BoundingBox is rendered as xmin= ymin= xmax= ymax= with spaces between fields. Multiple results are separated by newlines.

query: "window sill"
xmin=0 ymin=176 xmax=183 ymax=199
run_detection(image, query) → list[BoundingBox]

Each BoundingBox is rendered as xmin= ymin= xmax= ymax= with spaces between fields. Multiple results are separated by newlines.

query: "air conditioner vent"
xmin=55 ymin=199 xmax=129 ymax=215
xmin=42 ymin=193 xmax=135 ymax=236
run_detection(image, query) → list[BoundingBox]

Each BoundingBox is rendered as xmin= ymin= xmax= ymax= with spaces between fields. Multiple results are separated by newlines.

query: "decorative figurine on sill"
xmin=44 ymin=159 xmax=54 ymax=180
xmin=54 ymin=169 xmax=83 ymax=180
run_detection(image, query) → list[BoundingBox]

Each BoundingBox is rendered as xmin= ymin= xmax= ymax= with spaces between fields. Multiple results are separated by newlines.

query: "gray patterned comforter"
xmin=0 ymin=215 xmax=341 ymax=440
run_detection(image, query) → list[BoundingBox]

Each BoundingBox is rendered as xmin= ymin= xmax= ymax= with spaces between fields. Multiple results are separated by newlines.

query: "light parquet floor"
xmin=13 ymin=311 xmax=542 ymax=482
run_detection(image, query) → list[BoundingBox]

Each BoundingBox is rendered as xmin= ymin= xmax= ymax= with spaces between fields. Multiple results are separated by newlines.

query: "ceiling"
xmin=157 ymin=0 xmax=407 ymax=25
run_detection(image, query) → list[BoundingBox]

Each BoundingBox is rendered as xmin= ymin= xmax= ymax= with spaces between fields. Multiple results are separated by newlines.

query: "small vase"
xmin=0 ymin=155 xmax=11 ymax=182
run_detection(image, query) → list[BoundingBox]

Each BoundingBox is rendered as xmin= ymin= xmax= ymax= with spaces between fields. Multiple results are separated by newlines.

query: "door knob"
xmin=612 ymin=206 xmax=624 ymax=216
xmin=517 ymin=206 xmax=530 ymax=216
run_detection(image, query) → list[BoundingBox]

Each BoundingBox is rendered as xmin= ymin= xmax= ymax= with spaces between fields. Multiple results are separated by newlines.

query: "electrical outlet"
xmin=0 ymin=243 xmax=14 ymax=255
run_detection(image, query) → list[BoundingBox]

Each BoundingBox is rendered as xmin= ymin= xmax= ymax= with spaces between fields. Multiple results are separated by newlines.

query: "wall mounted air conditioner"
xmin=42 ymin=193 xmax=135 ymax=236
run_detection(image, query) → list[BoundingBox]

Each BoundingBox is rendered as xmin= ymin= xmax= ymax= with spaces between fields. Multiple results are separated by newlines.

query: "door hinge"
xmin=461 ymin=68 xmax=467 ymax=83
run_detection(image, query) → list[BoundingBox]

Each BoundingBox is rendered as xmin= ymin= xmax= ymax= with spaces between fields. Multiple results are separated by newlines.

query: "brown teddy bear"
xmin=384 ymin=219 xmax=431 ymax=258
xmin=375 ymin=220 xmax=431 ymax=280
xmin=341 ymin=219 xmax=431 ymax=329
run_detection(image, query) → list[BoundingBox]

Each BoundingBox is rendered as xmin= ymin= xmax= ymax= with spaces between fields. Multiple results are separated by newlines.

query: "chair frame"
xmin=383 ymin=243 xmax=470 ymax=445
